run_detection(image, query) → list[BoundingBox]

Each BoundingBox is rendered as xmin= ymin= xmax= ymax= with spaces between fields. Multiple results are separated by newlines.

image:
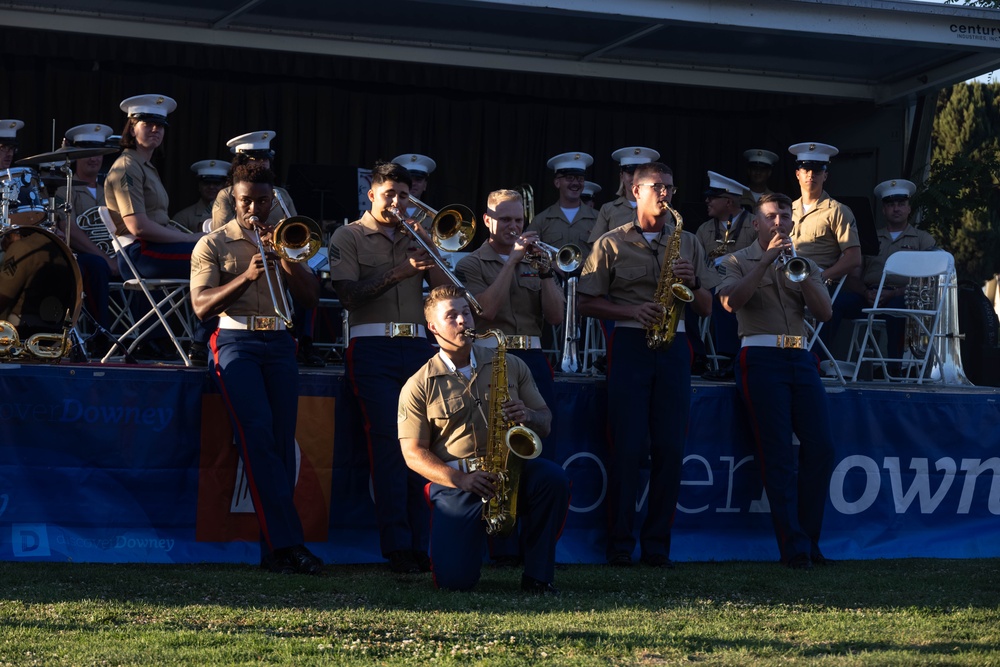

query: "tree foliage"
xmin=920 ymin=83 xmax=1000 ymax=282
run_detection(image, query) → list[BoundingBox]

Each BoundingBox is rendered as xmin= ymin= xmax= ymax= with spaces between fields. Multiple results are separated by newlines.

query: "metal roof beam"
xmin=581 ymin=23 xmax=663 ymax=63
xmin=212 ymin=0 xmax=267 ymax=29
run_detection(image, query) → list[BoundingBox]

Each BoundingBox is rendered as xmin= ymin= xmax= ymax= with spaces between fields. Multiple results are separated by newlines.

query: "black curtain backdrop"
xmin=2 ymin=28 xmax=877 ymax=228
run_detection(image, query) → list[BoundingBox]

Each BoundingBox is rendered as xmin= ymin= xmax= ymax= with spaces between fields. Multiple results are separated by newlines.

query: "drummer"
xmin=104 ymin=94 xmax=212 ymax=363
xmin=0 ymin=119 xmax=23 ymax=170
xmin=51 ymin=124 xmax=121 ymax=348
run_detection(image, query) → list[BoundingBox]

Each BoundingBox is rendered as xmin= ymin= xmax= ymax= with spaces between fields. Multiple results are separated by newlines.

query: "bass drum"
xmin=0 ymin=226 xmax=82 ymax=358
xmin=1 ymin=167 xmax=48 ymax=226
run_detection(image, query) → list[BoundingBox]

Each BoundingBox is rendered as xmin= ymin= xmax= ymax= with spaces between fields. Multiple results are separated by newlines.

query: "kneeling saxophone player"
xmin=397 ymin=285 xmax=570 ymax=594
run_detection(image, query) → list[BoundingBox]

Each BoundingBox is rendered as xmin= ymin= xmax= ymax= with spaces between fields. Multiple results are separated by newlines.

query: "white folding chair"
xmin=96 ymin=207 xmax=193 ymax=366
xmin=851 ymin=250 xmax=954 ymax=384
xmin=806 ymin=275 xmax=847 ymax=385
xmin=75 ymin=205 xmax=133 ymax=335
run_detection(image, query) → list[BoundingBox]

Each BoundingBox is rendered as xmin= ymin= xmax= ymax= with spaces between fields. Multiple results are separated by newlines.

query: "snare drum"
xmin=0 ymin=225 xmax=82 ymax=339
xmin=1 ymin=167 xmax=48 ymax=226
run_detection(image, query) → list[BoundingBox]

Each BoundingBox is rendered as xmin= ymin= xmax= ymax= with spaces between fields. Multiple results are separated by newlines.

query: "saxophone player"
xmin=718 ymin=192 xmax=835 ymax=569
xmin=577 ymin=161 xmax=712 ymax=569
xmin=397 ymin=285 xmax=570 ymax=593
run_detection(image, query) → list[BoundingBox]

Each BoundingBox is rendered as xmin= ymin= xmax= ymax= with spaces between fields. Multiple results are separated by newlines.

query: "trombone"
xmin=251 ymin=189 xmax=323 ymax=328
xmin=387 ymin=195 xmax=484 ymax=314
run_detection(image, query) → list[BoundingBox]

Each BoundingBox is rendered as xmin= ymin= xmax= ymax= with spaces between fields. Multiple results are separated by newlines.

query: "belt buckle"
xmin=776 ymin=334 xmax=803 ymax=349
xmin=387 ymin=323 xmax=415 ymax=338
xmin=508 ymin=335 xmax=529 ymax=350
xmin=253 ymin=316 xmax=277 ymax=331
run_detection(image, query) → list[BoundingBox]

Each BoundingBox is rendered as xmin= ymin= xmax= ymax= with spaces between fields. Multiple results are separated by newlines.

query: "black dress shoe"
xmin=811 ymin=551 xmax=835 ymax=566
xmin=285 ymin=545 xmax=324 ymax=575
xmin=520 ymin=574 xmax=559 ymax=596
xmin=260 ymin=551 xmax=296 ymax=575
xmin=388 ymin=549 xmax=420 ymax=574
xmin=786 ymin=553 xmax=813 ymax=570
xmin=608 ymin=552 xmax=633 ymax=567
xmin=412 ymin=550 xmax=432 ymax=573
xmin=640 ymin=553 xmax=676 ymax=569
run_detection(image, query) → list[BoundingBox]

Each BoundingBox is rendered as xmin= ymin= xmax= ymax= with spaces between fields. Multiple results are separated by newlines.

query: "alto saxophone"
xmin=463 ymin=329 xmax=543 ymax=536
xmin=645 ymin=203 xmax=696 ymax=349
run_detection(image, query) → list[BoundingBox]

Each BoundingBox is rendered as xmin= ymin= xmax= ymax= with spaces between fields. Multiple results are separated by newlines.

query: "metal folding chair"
xmin=806 ymin=275 xmax=847 ymax=385
xmin=97 ymin=206 xmax=193 ymax=366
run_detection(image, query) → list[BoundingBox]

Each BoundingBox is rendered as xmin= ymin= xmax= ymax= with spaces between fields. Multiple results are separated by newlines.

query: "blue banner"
xmin=2 ymin=364 xmax=999 ymax=563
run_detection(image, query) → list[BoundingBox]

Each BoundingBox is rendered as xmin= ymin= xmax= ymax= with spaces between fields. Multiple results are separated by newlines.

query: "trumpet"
xmin=525 ymin=240 xmax=582 ymax=275
xmin=777 ymin=242 xmax=811 ymax=283
xmin=387 ymin=195 xmax=483 ymax=314
xmin=251 ymin=189 xmax=323 ymax=328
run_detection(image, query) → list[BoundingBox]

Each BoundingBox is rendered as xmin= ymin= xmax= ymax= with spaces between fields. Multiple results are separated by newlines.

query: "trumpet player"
xmin=718 ymin=192 xmax=835 ymax=569
xmin=397 ymin=285 xmax=570 ymax=593
xmin=328 ymin=160 xmax=449 ymax=575
xmin=455 ymin=189 xmax=564 ymax=458
xmin=189 ymin=161 xmax=323 ymax=575
xmin=578 ymin=161 xmax=712 ymax=569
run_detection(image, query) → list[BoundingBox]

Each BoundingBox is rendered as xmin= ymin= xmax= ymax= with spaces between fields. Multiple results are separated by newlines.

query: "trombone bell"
xmin=273 ymin=215 xmax=323 ymax=263
xmin=432 ymin=205 xmax=476 ymax=252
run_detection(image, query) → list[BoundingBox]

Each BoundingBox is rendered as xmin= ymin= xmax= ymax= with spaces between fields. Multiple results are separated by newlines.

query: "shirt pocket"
xmin=615 ymin=264 xmax=648 ymax=282
xmin=426 ymin=394 xmax=466 ymax=426
xmin=358 ymin=251 xmax=391 ymax=273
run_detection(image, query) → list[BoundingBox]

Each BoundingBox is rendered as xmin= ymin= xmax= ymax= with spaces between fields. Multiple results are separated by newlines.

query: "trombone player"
xmin=327 ymin=160 xmax=449 ymax=575
xmin=456 ymin=189 xmax=564 ymax=460
xmin=189 ymin=161 xmax=323 ymax=575
xmin=718 ymin=192 xmax=835 ymax=569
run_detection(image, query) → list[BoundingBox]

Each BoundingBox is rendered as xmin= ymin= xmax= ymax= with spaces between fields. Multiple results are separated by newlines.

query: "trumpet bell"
xmin=783 ymin=256 xmax=811 ymax=283
xmin=556 ymin=244 xmax=583 ymax=273
xmin=273 ymin=215 xmax=322 ymax=263
xmin=432 ymin=205 xmax=476 ymax=252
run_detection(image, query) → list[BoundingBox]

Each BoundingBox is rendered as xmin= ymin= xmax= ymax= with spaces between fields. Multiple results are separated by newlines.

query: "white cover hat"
xmin=392 ymin=153 xmax=436 ymax=175
xmin=191 ymin=159 xmax=229 ymax=180
xmin=0 ymin=119 xmax=25 ymax=142
xmin=546 ymin=151 xmax=594 ymax=174
xmin=705 ymin=171 xmax=748 ymax=197
xmin=611 ymin=146 xmax=659 ymax=166
xmin=583 ymin=181 xmax=602 ymax=197
xmin=119 ymin=94 xmax=177 ymax=122
xmin=65 ymin=123 xmax=114 ymax=146
xmin=227 ymin=130 xmax=276 ymax=154
xmin=788 ymin=142 xmax=839 ymax=165
xmin=743 ymin=148 xmax=779 ymax=166
xmin=874 ymin=178 xmax=916 ymax=201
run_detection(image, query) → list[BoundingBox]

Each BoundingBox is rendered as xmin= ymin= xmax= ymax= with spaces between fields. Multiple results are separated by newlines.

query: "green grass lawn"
xmin=2 ymin=559 xmax=998 ymax=666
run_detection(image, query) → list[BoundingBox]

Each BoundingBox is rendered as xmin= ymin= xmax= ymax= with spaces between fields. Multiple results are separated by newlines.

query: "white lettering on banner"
xmin=884 ymin=457 xmax=956 ymax=514
xmin=677 ymin=455 xmax=713 ymax=513
xmin=717 ymin=455 xmax=756 ymax=514
xmin=59 ymin=399 xmax=173 ymax=433
xmin=831 ymin=456 xmax=1000 ymax=516
xmin=958 ymin=458 xmax=1000 ymax=515
xmin=562 ymin=452 xmax=607 ymax=513
xmin=53 ymin=532 xmax=174 ymax=552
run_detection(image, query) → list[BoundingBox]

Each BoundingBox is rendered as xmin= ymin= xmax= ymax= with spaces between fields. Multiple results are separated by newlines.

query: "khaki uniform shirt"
xmin=397 ymin=345 xmax=545 ymax=462
xmin=172 ymin=200 xmax=213 ymax=232
xmin=328 ymin=211 xmax=428 ymax=326
xmin=190 ymin=220 xmax=274 ymax=317
xmin=719 ymin=241 xmax=825 ymax=338
xmin=587 ymin=196 xmax=637 ymax=243
xmin=790 ymin=191 xmax=860 ymax=271
xmin=55 ymin=183 xmax=104 ymax=215
xmin=55 ymin=184 xmax=109 ymax=254
xmin=455 ymin=242 xmax=546 ymax=336
xmin=695 ymin=210 xmax=758 ymax=289
xmin=578 ymin=221 xmax=711 ymax=327
xmin=526 ymin=202 xmax=599 ymax=260
xmin=210 ymin=185 xmax=296 ymax=232
xmin=862 ymin=225 xmax=937 ymax=287
xmin=104 ymin=149 xmax=170 ymax=236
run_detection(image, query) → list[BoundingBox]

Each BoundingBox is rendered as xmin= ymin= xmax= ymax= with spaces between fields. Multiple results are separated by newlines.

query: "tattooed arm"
xmin=331 ymin=245 xmax=437 ymax=311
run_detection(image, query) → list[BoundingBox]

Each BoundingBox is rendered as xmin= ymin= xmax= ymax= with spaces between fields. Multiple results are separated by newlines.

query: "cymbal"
xmin=38 ymin=174 xmax=88 ymax=189
xmin=16 ymin=145 xmax=118 ymax=167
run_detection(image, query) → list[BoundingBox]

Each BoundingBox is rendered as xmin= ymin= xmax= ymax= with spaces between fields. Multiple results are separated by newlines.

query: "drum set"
xmin=0 ymin=144 xmax=116 ymax=361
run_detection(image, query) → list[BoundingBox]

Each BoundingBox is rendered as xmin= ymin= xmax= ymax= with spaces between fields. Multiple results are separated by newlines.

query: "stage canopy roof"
xmin=4 ymin=0 xmax=1000 ymax=104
